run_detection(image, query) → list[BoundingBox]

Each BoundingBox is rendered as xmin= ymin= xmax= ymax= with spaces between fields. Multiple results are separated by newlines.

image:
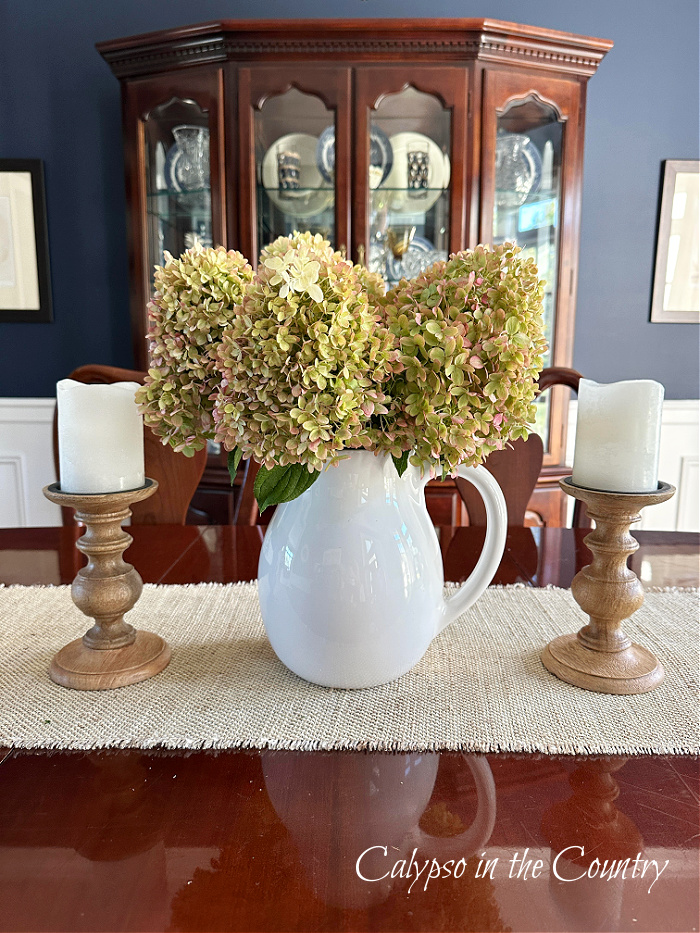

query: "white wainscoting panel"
xmin=0 ymin=399 xmax=60 ymax=527
xmin=676 ymin=456 xmax=699 ymax=532
xmin=0 ymin=397 xmax=698 ymax=530
xmin=567 ymin=399 xmax=699 ymax=532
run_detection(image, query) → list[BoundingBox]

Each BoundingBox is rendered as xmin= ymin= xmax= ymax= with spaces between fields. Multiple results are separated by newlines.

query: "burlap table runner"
xmin=0 ymin=583 xmax=697 ymax=754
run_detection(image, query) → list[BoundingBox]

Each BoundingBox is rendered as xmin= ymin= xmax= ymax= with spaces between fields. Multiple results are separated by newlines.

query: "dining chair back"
xmin=454 ymin=366 xmax=585 ymax=527
xmin=232 ymin=366 xmax=586 ymax=528
xmin=53 ymin=364 xmax=207 ymax=525
xmin=455 ymin=434 xmax=545 ymax=526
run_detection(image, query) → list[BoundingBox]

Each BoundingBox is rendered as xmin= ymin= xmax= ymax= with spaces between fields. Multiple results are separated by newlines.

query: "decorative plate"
xmin=261 ymin=133 xmax=333 ymax=219
xmin=385 ymin=235 xmax=447 ymax=282
xmin=316 ymin=125 xmax=393 ymax=188
xmin=495 ymin=134 xmax=543 ymax=208
xmin=382 ymin=132 xmax=451 ymax=214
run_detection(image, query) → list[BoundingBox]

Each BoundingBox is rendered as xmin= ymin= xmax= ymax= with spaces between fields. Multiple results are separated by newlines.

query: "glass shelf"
xmin=143 ymin=96 xmax=212 ymax=278
xmin=257 ymin=187 xmax=334 ymax=198
xmin=255 ymin=87 xmax=337 ymax=249
xmin=146 ymin=189 xmax=211 ymax=222
xmin=147 ymin=188 xmax=211 ymax=199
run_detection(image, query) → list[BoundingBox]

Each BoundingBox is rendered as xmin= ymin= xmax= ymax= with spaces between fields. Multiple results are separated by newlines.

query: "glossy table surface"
xmin=0 ymin=525 xmax=698 ymax=933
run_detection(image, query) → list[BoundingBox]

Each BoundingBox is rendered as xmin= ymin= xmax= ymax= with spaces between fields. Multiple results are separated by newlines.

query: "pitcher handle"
xmin=408 ymin=754 xmax=496 ymax=857
xmin=438 ymin=464 xmax=507 ymax=635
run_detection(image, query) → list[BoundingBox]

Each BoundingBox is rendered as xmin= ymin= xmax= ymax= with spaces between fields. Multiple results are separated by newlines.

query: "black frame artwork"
xmin=650 ymin=159 xmax=699 ymax=324
xmin=0 ymin=159 xmax=53 ymax=323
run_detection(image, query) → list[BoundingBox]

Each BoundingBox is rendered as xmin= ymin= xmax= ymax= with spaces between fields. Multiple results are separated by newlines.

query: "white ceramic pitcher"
xmin=258 ymin=450 xmax=507 ymax=688
xmin=261 ymin=750 xmax=496 ymax=909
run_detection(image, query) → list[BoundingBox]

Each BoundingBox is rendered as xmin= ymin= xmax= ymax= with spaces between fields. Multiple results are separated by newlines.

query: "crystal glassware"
xmin=172 ymin=124 xmax=210 ymax=191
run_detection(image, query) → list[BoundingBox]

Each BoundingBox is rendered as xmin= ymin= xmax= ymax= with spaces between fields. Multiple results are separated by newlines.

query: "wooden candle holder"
xmin=541 ymin=477 xmax=675 ymax=695
xmin=42 ymin=479 xmax=171 ymax=690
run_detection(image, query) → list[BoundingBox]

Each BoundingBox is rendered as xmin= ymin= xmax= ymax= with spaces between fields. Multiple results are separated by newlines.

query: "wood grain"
xmin=42 ymin=481 xmax=172 ymax=690
xmin=541 ymin=479 xmax=676 ymax=694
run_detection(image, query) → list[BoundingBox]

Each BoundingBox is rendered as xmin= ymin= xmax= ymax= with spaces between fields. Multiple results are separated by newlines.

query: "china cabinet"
xmin=98 ymin=19 xmax=612 ymax=524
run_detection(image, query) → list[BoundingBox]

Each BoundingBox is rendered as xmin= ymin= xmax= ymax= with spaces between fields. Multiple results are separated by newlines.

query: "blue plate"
xmin=316 ymin=125 xmax=393 ymax=186
xmin=164 ymin=141 xmax=211 ymax=193
xmin=164 ymin=143 xmax=184 ymax=193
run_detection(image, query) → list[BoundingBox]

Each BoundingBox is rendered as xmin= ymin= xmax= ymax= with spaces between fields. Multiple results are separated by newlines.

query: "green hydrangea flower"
xmin=213 ymin=232 xmax=398 ymax=471
xmin=137 ymin=238 xmax=546 ymax=487
xmin=380 ymin=242 xmax=547 ymax=474
xmin=136 ymin=246 xmax=253 ymax=455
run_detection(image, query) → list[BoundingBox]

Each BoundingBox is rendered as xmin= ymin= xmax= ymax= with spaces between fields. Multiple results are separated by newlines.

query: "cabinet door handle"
xmin=357 ymin=244 xmax=365 ymax=267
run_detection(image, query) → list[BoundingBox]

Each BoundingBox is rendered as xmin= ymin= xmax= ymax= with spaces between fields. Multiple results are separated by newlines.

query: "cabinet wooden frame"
xmin=121 ymin=67 xmax=227 ymax=366
xmin=236 ymin=65 xmax=352 ymax=265
xmin=480 ymin=70 xmax=584 ymax=473
xmin=99 ymin=19 xmax=612 ymax=525
xmin=353 ymin=66 xmax=469 ymax=261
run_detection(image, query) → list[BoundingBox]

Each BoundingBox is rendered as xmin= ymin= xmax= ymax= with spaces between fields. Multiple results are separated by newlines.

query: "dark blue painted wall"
xmin=1 ymin=0 xmax=698 ymax=398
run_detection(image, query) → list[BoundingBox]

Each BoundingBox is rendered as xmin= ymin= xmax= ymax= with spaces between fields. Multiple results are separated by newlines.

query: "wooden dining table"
xmin=0 ymin=524 xmax=698 ymax=933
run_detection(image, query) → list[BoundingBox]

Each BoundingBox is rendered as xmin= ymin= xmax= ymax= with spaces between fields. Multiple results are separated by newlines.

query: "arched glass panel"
xmin=493 ymin=95 xmax=564 ymax=447
xmin=144 ymin=97 xmax=212 ymax=286
xmin=368 ymin=87 xmax=451 ymax=288
xmin=255 ymin=88 xmax=335 ymax=252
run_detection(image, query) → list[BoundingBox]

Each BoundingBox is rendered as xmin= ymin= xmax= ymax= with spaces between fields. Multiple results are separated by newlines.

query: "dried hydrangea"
xmin=213 ymin=232 xmax=398 ymax=471
xmin=379 ymin=243 xmax=547 ymax=474
xmin=136 ymin=246 xmax=253 ymax=455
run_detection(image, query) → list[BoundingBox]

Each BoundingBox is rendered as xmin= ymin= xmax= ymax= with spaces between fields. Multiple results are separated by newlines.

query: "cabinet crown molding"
xmin=97 ymin=19 xmax=612 ymax=79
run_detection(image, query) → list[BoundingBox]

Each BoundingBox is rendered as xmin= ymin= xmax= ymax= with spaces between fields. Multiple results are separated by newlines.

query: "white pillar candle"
xmin=57 ymin=379 xmax=145 ymax=493
xmin=571 ymin=378 xmax=664 ymax=493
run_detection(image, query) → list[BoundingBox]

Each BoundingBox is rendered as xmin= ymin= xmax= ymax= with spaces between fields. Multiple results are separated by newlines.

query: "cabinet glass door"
xmin=254 ymin=88 xmax=336 ymax=251
xmin=367 ymin=88 xmax=451 ymax=288
xmin=143 ymin=97 xmax=212 ymax=285
xmin=491 ymin=96 xmax=564 ymax=449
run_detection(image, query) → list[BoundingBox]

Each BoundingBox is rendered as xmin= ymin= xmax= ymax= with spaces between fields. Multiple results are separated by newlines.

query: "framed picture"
xmin=0 ymin=159 xmax=53 ymax=323
xmin=651 ymin=160 xmax=699 ymax=323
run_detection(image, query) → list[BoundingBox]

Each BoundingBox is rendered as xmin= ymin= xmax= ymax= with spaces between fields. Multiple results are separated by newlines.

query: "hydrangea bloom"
xmin=213 ymin=232 xmax=398 ymax=471
xmin=379 ymin=243 xmax=547 ymax=474
xmin=136 ymin=246 xmax=253 ymax=455
xmin=137 ymin=237 xmax=546 ymax=487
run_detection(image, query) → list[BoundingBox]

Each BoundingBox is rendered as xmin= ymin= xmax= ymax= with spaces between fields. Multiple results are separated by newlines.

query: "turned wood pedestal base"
xmin=541 ymin=478 xmax=675 ymax=695
xmin=49 ymin=631 xmax=171 ymax=691
xmin=541 ymin=634 xmax=663 ymax=695
xmin=43 ymin=480 xmax=171 ymax=691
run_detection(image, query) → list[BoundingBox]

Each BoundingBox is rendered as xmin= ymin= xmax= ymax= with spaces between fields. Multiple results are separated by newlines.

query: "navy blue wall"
xmin=1 ymin=0 xmax=698 ymax=398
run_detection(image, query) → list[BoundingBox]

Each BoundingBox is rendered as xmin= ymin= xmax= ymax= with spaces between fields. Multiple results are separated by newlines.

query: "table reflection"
xmin=0 ymin=749 xmax=696 ymax=932
xmin=259 ymin=751 xmax=495 ymax=909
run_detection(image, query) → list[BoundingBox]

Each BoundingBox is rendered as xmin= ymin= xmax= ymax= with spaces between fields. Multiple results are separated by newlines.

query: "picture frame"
xmin=650 ymin=159 xmax=699 ymax=324
xmin=0 ymin=159 xmax=53 ymax=323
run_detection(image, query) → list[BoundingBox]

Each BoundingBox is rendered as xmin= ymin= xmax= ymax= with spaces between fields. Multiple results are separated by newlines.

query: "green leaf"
xmin=227 ymin=448 xmax=244 ymax=485
xmin=254 ymin=463 xmax=321 ymax=513
xmin=392 ymin=451 xmax=410 ymax=478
